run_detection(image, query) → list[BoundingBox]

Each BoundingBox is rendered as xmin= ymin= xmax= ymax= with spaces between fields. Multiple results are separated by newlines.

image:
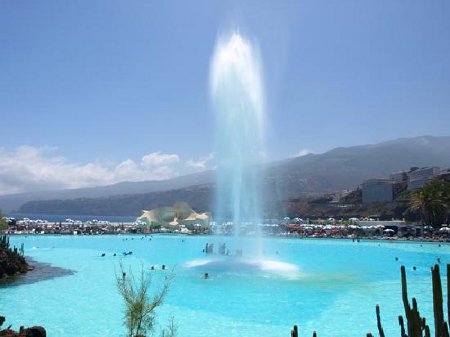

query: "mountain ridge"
xmin=3 ymin=135 xmax=450 ymax=214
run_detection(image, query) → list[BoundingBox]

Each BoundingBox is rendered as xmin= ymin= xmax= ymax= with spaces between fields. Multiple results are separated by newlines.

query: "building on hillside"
xmin=390 ymin=171 xmax=408 ymax=182
xmin=437 ymin=168 xmax=450 ymax=182
xmin=361 ymin=178 xmax=394 ymax=204
xmin=407 ymin=166 xmax=440 ymax=190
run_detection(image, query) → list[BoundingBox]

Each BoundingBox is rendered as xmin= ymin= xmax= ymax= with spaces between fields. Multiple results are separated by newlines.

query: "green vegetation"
xmin=116 ymin=264 xmax=175 ymax=337
xmin=0 ymin=235 xmax=28 ymax=278
xmin=409 ymin=179 xmax=450 ymax=227
xmin=0 ymin=210 xmax=8 ymax=233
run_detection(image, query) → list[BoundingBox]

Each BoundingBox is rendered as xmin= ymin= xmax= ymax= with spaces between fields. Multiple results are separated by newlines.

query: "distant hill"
xmin=0 ymin=170 xmax=212 ymax=213
xmin=5 ymin=135 xmax=450 ymax=216
xmin=18 ymin=185 xmax=213 ymax=217
xmin=264 ymin=135 xmax=450 ymax=200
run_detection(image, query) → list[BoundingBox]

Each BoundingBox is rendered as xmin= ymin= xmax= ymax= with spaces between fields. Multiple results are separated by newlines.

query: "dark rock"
xmin=21 ymin=326 xmax=46 ymax=337
xmin=0 ymin=317 xmax=46 ymax=337
xmin=0 ymin=329 xmax=21 ymax=337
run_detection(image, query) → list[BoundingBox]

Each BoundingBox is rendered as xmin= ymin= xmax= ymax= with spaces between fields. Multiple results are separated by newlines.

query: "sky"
xmin=0 ymin=0 xmax=449 ymax=194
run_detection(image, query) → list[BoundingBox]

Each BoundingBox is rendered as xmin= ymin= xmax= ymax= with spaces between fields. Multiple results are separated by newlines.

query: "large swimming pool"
xmin=1 ymin=235 xmax=448 ymax=337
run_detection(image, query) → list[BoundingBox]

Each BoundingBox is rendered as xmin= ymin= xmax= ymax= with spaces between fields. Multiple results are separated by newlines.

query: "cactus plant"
xmin=290 ymin=264 xmax=449 ymax=337
xmin=376 ymin=304 xmax=385 ymax=337
xmin=291 ymin=325 xmax=298 ymax=337
xmin=432 ymin=265 xmax=444 ymax=337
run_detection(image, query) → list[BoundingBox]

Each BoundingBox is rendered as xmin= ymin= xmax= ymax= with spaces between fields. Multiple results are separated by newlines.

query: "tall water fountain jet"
xmin=210 ymin=32 xmax=265 ymax=239
xmin=185 ymin=32 xmax=299 ymax=278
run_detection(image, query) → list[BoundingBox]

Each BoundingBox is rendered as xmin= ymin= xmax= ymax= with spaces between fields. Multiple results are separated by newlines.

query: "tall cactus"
xmin=291 ymin=264 xmax=450 ymax=337
xmin=291 ymin=325 xmax=298 ymax=337
xmin=399 ymin=315 xmax=407 ymax=337
xmin=432 ymin=264 xmax=444 ymax=337
xmin=376 ymin=305 xmax=385 ymax=337
xmin=442 ymin=323 xmax=449 ymax=337
xmin=447 ymin=264 xmax=449 ymax=326
xmin=0 ymin=235 xmax=9 ymax=249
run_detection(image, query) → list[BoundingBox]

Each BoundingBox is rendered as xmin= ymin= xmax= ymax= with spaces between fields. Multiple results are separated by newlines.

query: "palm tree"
xmin=409 ymin=179 xmax=450 ymax=227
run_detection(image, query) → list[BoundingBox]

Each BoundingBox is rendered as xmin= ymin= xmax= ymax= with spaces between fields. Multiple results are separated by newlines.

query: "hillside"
xmin=264 ymin=135 xmax=450 ymax=199
xmin=0 ymin=170 xmax=213 ymax=212
xmin=19 ymin=185 xmax=213 ymax=217
xmin=8 ymin=135 xmax=450 ymax=216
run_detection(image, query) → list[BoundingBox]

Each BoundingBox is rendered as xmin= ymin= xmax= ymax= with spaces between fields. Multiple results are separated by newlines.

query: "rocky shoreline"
xmin=0 ymin=235 xmax=46 ymax=336
xmin=0 ymin=236 xmax=32 ymax=280
xmin=0 ymin=316 xmax=46 ymax=337
xmin=0 ymin=235 xmax=75 ymax=287
xmin=2 ymin=257 xmax=75 ymax=287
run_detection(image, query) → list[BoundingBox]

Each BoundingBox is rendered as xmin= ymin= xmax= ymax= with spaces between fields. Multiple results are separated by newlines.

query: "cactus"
xmin=291 ymin=325 xmax=298 ymax=337
xmin=447 ymin=264 xmax=450 ymax=325
xmin=384 ymin=264 xmax=447 ymax=337
xmin=0 ymin=235 xmax=9 ymax=249
xmin=291 ymin=264 xmax=450 ymax=337
xmin=376 ymin=304 xmax=385 ymax=337
xmin=432 ymin=264 xmax=444 ymax=337
xmin=290 ymin=325 xmax=316 ymax=337
xmin=399 ymin=315 xmax=407 ymax=337
xmin=442 ymin=323 xmax=449 ymax=337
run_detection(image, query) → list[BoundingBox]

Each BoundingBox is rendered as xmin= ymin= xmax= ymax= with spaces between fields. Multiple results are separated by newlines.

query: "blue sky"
xmin=0 ymin=0 xmax=449 ymax=194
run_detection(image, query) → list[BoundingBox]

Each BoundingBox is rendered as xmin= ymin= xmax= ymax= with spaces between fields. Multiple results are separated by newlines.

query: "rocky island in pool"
xmin=0 ymin=235 xmax=30 ymax=280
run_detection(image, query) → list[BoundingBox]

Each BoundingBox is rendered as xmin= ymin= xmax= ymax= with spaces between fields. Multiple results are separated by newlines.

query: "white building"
xmin=361 ymin=178 xmax=394 ymax=204
xmin=407 ymin=167 xmax=440 ymax=190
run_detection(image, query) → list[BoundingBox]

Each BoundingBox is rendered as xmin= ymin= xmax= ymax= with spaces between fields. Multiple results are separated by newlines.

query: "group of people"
xmin=150 ymin=264 xmax=166 ymax=270
xmin=100 ymin=251 xmax=132 ymax=257
xmin=203 ymin=242 xmax=244 ymax=257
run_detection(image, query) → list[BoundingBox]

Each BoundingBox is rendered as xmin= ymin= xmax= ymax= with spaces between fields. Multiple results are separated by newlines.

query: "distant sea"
xmin=5 ymin=213 xmax=137 ymax=223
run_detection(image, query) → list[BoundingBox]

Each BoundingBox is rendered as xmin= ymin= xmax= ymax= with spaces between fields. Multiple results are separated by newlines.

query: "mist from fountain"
xmin=210 ymin=32 xmax=265 ymax=239
xmin=185 ymin=32 xmax=299 ymax=278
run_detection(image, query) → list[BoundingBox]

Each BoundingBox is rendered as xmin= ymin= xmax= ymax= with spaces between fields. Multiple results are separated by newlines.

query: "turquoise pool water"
xmin=1 ymin=235 xmax=448 ymax=337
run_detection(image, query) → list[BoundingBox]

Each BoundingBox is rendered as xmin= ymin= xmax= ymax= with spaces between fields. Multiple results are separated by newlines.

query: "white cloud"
xmin=141 ymin=152 xmax=179 ymax=167
xmin=186 ymin=153 xmax=215 ymax=172
xmin=292 ymin=149 xmax=312 ymax=157
xmin=0 ymin=146 xmax=181 ymax=195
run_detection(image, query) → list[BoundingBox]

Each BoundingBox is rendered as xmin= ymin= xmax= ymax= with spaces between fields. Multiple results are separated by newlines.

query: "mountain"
xmin=3 ymin=135 xmax=450 ymax=216
xmin=17 ymin=185 xmax=213 ymax=217
xmin=264 ymin=135 xmax=450 ymax=200
xmin=0 ymin=170 xmax=212 ymax=213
